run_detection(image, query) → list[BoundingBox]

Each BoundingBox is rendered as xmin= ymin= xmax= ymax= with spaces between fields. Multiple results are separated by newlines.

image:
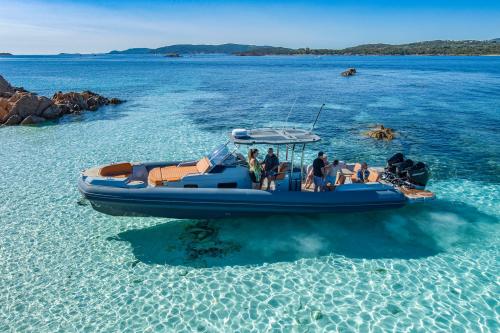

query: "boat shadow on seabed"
xmin=108 ymin=200 xmax=496 ymax=268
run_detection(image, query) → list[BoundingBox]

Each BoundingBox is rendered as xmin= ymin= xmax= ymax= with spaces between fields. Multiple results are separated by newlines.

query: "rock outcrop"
xmin=164 ymin=53 xmax=181 ymax=58
xmin=341 ymin=68 xmax=357 ymax=77
xmin=365 ymin=124 xmax=396 ymax=140
xmin=0 ymin=75 xmax=124 ymax=126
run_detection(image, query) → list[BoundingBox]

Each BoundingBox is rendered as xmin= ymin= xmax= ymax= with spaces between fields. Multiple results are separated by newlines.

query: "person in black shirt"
xmin=262 ymin=148 xmax=280 ymax=190
xmin=312 ymin=151 xmax=327 ymax=192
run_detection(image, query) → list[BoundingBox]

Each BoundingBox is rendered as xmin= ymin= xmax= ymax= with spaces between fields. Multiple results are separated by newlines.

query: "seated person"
xmin=262 ymin=148 xmax=280 ymax=190
xmin=357 ymin=162 xmax=370 ymax=183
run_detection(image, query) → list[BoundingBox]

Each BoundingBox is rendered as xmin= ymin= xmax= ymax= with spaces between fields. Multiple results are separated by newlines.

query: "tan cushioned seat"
xmin=275 ymin=162 xmax=289 ymax=180
xmin=148 ymin=167 xmax=163 ymax=186
xmin=148 ymin=157 xmax=212 ymax=186
xmin=351 ymin=163 xmax=362 ymax=182
xmin=335 ymin=174 xmax=346 ymax=185
xmin=367 ymin=169 xmax=380 ymax=183
xmin=100 ymin=162 xmax=133 ymax=178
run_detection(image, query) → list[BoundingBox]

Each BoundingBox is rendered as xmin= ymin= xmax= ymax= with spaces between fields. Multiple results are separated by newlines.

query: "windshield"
xmin=208 ymin=144 xmax=232 ymax=166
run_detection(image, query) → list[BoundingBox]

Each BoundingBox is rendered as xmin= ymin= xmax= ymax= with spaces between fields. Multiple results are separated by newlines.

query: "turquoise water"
xmin=0 ymin=55 xmax=499 ymax=332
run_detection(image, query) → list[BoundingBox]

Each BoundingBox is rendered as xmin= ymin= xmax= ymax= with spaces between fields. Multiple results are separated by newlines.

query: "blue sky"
xmin=1 ymin=0 xmax=499 ymax=54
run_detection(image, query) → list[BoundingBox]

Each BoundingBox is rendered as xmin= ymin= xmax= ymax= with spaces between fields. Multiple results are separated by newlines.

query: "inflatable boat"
xmin=78 ymin=127 xmax=434 ymax=219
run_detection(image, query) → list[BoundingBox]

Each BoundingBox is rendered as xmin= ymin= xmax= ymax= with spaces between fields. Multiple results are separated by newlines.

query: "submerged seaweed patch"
xmin=181 ymin=221 xmax=242 ymax=261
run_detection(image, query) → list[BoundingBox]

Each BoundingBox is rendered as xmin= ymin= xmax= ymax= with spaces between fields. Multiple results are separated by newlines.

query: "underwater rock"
xmin=0 ymin=75 xmax=124 ymax=126
xmin=181 ymin=221 xmax=241 ymax=261
xmin=364 ymin=124 xmax=396 ymax=140
xmin=311 ymin=310 xmax=323 ymax=321
xmin=386 ymin=304 xmax=403 ymax=315
xmin=341 ymin=68 xmax=357 ymax=77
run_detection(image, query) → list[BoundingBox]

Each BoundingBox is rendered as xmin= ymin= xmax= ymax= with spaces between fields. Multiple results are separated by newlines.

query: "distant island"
xmin=108 ymin=43 xmax=274 ymax=55
xmin=108 ymin=39 xmax=500 ymax=56
xmin=236 ymin=39 xmax=500 ymax=56
xmin=0 ymin=53 xmax=13 ymax=56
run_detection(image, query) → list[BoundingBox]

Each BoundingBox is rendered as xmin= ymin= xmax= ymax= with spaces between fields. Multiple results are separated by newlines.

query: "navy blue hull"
xmin=79 ymin=179 xmax=406 ymax=219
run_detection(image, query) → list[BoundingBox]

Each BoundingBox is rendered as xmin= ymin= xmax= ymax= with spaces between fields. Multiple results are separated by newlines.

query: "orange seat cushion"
xmin=275 ymin=163 xmax=289 ymax=180
xmin=367 ymin=169 xmax=380 ymax=183
xmin=351 ymin=163 xmax=362 ymax=182
xmin=148 ymin=167 xmax=164 ymax=186
xmin=100 ymin=163 xmax=133 ymax=178
xmin=161 ymin=165 xmax=199 ymax=182
xmin=196 ymin=157 xmax=211 ymax=173
xmin=148 ymin=157 xmax=212 ymax=186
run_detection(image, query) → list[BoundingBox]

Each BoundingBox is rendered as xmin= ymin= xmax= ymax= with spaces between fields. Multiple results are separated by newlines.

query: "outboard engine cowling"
xmin=396 ymin=159 xmax=414 ymax=176
xmin=407 ymin=162 xmax=430 ymax=187
xmin=386 ymin=153 xmax=405 ymax=173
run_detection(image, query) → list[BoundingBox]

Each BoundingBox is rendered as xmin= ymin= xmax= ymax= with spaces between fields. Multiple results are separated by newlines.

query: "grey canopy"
xmin=229 ymin=128 xmax=321 ymax=145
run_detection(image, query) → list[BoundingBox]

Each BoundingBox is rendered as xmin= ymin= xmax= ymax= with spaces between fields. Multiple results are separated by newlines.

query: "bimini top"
xmin=230 ymin=128 xmax=321 ymax=145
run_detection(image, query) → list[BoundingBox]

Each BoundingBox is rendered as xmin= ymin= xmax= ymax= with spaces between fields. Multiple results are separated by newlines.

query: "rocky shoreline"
xmin=0 ymin=75 xmax=124 ymax=126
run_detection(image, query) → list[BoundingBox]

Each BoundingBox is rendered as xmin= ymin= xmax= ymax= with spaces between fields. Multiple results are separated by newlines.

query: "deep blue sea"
xmin=0 ymin=54 xmax=499 ymax=332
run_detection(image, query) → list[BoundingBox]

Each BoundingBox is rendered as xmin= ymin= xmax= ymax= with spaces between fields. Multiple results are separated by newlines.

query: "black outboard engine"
xmin=396 ymin=159 xmax=414 ymax=176
xmin=383 ymin=153 xmax=430 ymax=188
xmin=386 ymin=153 xmax=404 ymax=173
xmin=406 ymin=162 xmax=430 ymax=187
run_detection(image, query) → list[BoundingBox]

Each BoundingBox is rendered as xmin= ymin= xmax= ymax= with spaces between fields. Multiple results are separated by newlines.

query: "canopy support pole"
xmin=300 ymin=144 xmax=305 ymax=188
xmin=289 ymin=144 xmax=295 ymax=191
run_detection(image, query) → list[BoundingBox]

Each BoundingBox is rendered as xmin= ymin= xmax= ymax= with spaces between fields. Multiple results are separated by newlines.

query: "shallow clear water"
xmin=0 ymin=55 xmax=499 ymax=332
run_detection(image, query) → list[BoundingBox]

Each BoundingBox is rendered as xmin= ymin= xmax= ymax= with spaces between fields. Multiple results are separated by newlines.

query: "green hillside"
xmin=333 ymin=40 xmax=500 ymax=55
xmin=109 ymin=43 xmax=272 ymax=55
xmin=108 ymin=39 xmax=500 ymax=56
xmin=237 ymin=39 xmax=500 ymax=56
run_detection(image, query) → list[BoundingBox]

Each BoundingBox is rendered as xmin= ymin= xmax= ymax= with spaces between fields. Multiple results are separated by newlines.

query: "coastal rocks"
xmin=20 ymin=115 xmax=46 ymax=125
xmin=4 ymin=114 xmax=22 ymax=125
xmin=341 ymin=68 xmax=357 ymax=77
xmin=365 ymin=124 xmax=396 ymax=140
xmin=109 ymin=97 xmax=123 ymax=105
xmin=52 ymin=91 xmax=124 ymax=114
xmin=41 ymin=105 xmax=62 ymax=119
xmin=0 ymin=75 xmax=124 ymax=126
xmin=0 ymin=75 xmax=15 ymax=93
xmin=10 ymin=93 xmax=41 ymax=118
xmin=0 ymin=98 xmax=9 ymax=119
xmin=36 ymin=96 xmax=53 ymax=115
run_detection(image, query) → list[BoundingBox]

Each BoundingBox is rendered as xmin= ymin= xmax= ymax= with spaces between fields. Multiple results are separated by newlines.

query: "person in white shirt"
xmin=326 ymin=159 xmax=348 ymax=185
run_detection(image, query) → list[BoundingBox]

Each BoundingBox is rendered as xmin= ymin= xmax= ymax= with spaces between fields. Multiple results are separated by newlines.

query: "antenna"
xmin=283 ymin=97 xmax=298 ymax=130
xmin=310 ymin=103 xmax=325 ymax=131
